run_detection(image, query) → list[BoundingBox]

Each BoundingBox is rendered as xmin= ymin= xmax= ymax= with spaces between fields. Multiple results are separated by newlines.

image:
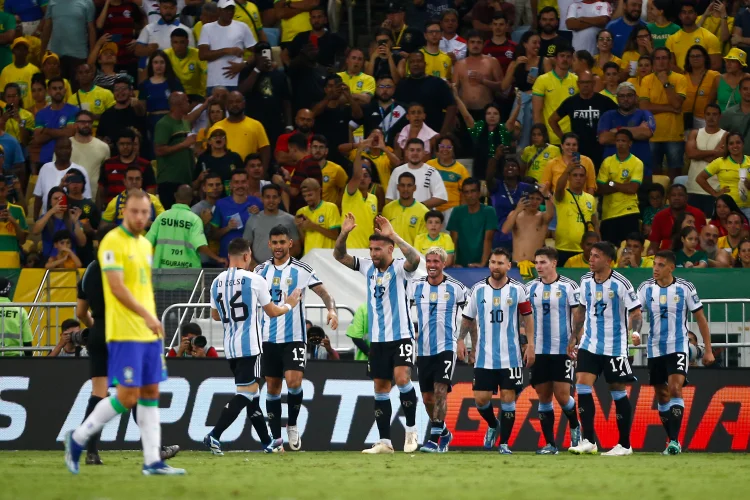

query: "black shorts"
xmin=530 ymin=354 xmax=575 ymax=386
xmin=576 ymin=348 xmax=637 ymax=384
xmin=228 ymin=356 xmax=261 ymax=386
xmin=367 ymin=339 xmax=414 ymax=381
xmin=417 ymin=351 xmax=456 ymax=392
xmin=262 ymin=341 xmax=307 ymax=378
xmin=87 ymin=325 xmax=108 ymax=378
xmin=648 ymin=352 xmax=689 ymax=386
xmin=473 ymin=367 xmax=524 ymax=393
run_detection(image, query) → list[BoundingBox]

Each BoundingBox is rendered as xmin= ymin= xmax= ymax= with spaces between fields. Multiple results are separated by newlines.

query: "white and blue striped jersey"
xmin=254 ymin=258 xmax=322 ymax=344
xmin=578 ymin=271 xmax=641 ymax=357
xmin=637 ymin=278 xmax=702 ymax=359
xmin=463 ymin=278 xmax=532 ymax=370
xmin=353 ymin=256 xmax=415 ymax=343
xmin=526 ymin=275 xmax=579 ymax=355
xmin=210 ymin=268 xmax=270 ymax=359
xmin=408 ymin=276 xmax=468 ymax=356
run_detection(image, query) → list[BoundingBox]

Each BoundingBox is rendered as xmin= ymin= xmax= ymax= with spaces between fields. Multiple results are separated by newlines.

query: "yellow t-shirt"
xmin=193 ymin=21 xmax=204 ymax=44
xmin=593 ymin=54 xmax=622 ymax=77
xmin=542 ymin=155 xmax=597 ymax=194
xmin=640 ymin=72 xmax=688 ymax=142
xmin=0 ymin=99 xmax=34 ymax=143
xmin=426 ymin=158 xmax=469 ymax=211
xmin=341 ymin=188 xmax=378 ymax=248
xmin=0 ymin=62 xmax=40 ymax=110
xmin=321 ymin=161 xmax=348 ymax=204
xmin=338 ymin=71 xmax=376 ymax=96
xmin=616 ymin=254 xmax=655 ymax=268
xmin=627 ymin=76 xmax=644 ymax=96
xmin=67 ymin=85 xmax=116 ymax=130
xmin=554 ymin=190 xmax=597 ymax=252
xmin=620 ymin=50 xmax=640 ymax=77
xmin=296 ymin=201 xmax=341 ymax=253
xmin=521 ymin=144 xmax=560 ymax=182
xmin=102 ymin=192 xmax=165 ymax=224
xmin=348 ymin=149 xmax=394 ymax=188
xmin=539 ymin=0 xmax=558 ymax=12
xmin=597 ymin=153 xmax=644 ymax=220
xmin=0 ymin=203 xmax=27 ymax=268
xmin=697 ymin=15 xmax=734 ymax=54
xmin=600 ymin=88 xmax=618 ymax=103
xmin=704 ymin=156 xmax=750 ymax=209
xmin=413 ymin=232 xmax=455 ymax=256
xmin=99 ymin=226 xmax=157 ymax=343
xmin=684 ymin=69 xmax=720 ymax=119
xmin=420 ymin=48 xmax=453 ymax=79
xmin=276 ymin=0 xmax=312 ymax=43
xmin=563 ymin=252 xmax=589 ymax=268
xmin=210 ymin=117 xmax=270 ymax=162
xmin=165 ymin=47 xmax=207 ymax=97
xmin=531 ymin=70 xmax=579 ymax=144
xmin=666 ymin=27 xmax=721 ymax=70
xmin=718 ymin=236 xmax=740 ymax=259
xmin=234 ymin=0 xmax=264 ymax=43
xmin=382 ymin=199 xmax=428 ymax=245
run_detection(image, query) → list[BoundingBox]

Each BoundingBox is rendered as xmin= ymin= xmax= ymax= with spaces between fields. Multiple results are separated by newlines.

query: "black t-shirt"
xmin=96 ymin=105 xmax=148 ymax=146
xmin=555 ymin=93 xmax=618 ymax=167
xmin=359 ymin=100 xmax=409 ymax=148
xmin=194 ymin=151 xmax=244 ymax=193
xmin=393 ymin=27 xmax=425 ymax=53
xmin=67 ymin=197 xmax=101 ymax=266
xmin=78 ymin=260 xmax=105 ymax=320
xmin=288 ymin=30 xmax=348 ymax=68
xmin=539 ymin=34 xmax=572 ymax=65
xmin=287 ymin=64 xmax=328 ymax=113
xmin=370 ymin=53 xmax=404 ymax=80
xmin=240 ymin=67 xmax=291 ymax=146
xmin=393 ymin=76 xmax=455 ymax=133
xmin=314 ymin=105 xmax=353 ymax=164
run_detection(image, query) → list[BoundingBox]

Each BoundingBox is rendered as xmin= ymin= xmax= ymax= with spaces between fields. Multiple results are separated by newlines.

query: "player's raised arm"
xmin=104 ymin=269 xmax=162 ymax=336
xmin=311 ymin=284 xmax=339 ymax=330
xmin=263 ymin=289 xmax=302 ymax=318
xmin=692 ymin=308 xmax=715 ymax=366
xmin=334 ymin=213 xmax=357 ymax=270
xmin=374 ymin=215 xmax=421 ymax=272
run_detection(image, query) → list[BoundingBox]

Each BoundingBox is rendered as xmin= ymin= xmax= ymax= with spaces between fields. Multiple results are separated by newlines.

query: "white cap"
xmin=217 ymin=0 xmax=236 ymax=8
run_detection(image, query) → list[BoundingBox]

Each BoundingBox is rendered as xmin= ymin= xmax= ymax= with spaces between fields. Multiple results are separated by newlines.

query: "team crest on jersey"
xmin=493 ymin=297 xmax=501 ymax=306
xmin=699 ymin=89 xmax=705 ymax=96
xmin=383 ymin=272 xmax=391 ymax=282
xmin=323 ymin=175 xmax=330 ymax=182
xmin=318 ymin=215 xmax=325 ymax=223
xmin=430 ymin=292 xmax=438 ymax=302
xmin=123 ymin=367 xmax=134 ymax=384
xmin=660 ymin=295 xmax=667 ymax=304
xmin=674 ymin=295 xmax=681 ymax=302
xmin=596 ymin=291 xmax=603 ymax=300
xmin=692 ymin=294 xmax=699 ymax=303
xmin=410 ymin=216 xmax=417 ymax=225
xmin=273 ymin=277 xmax=281 ymax=285
xmin=543 ymin=291 xmax=550 ymax=299
xmin=286 ymin=277 xmax=293 ymax=285
xmin=58 ymin=116 xmax=67 ymax=127
xmin=357 ymin=81 xmax=364 ymax=88
xmin=568 ymin=87 xmax=575 ymax=95
xmin=621 ymin=169 xmax=629 ymax=178
xmin=95 ymin=99 xmax=102 ymax=107
xmin=608 ymin=290 xmax=615 ymax=298
xmin=556 ymin=290 xmax=562 ymax=297
xmin=574 ymin=293 xmax=580 ymax=302
xmin=371 ymin=204 xmax=377 ymax=213
xmin=377 ymin=277 xmax=383 ymax=285
xmin=506 ymin=298 xmax=513 ymax=305
xmin=189 ymin=63 xmax=195 ymax=71
xmin=586 ymin=201 xmax=592 ymax=209
xmin=695 ymin=38 xmax=700 ymax=43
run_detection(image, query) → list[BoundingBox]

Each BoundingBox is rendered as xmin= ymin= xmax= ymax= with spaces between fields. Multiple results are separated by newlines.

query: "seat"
xmin=651 ymin=174 xmax=671 ymax=191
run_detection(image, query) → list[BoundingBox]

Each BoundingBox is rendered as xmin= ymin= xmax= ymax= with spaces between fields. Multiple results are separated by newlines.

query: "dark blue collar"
xmin=157 ymin=18 xmax=180 ymax=26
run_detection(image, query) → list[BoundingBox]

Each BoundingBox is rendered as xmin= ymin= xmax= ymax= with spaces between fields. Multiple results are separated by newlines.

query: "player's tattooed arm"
xmin=313 ymin=284 xmax=339 ymax=329
xmin=334 ymin=213 xmax=356 ymax=270
xmin=629 ymin=307 xmax=643 ymax=334
xmin=568 ymin=306 xmax=584 ymax=357
xmin=457 ymin=317 xmax=475 ymax=361
xmin=374 ymin=215 xmax=421 ymax=272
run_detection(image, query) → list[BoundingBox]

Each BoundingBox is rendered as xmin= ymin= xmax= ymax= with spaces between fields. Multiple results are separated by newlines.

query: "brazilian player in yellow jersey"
xmin=65 ymin=191 xmax=185 ymax=476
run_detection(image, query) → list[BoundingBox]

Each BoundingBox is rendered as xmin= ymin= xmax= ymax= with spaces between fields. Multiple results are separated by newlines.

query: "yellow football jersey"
xmin=413 ymin=232 xmax=455 ymax=256
xmin=296 ymin=201 xmax=341 ymax=253
xmin=341 ymin=188 xmax=378 ymax=248
xmin=597 ymin=153 xmax=643 ymax=220
xmin=382 ymin=199 xmax=428 ymax=245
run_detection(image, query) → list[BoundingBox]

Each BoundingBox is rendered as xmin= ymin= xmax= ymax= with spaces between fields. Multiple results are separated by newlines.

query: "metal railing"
xmin=0 ymin=302 xmax=77 ymax=356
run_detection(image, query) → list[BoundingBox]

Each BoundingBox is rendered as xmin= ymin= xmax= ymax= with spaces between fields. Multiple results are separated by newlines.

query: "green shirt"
xmin=145 ymin=204 xmax=207 ymax=268
xmin=676 ymin=249 xmax=708 ymax=267
xmin=345 ymin=303 xmax=369 ymax=361
xmin=446 ymin=204 xmax=497 ymax=267
xmin=0 ymin=13 xmax=16 ymax=72
xmin=0 ymin=296 xmax=32 ymax=356
xmin=154 ymin=114 xmax=195 ymax=184
xmin=647 ymin=22 xmax=681 ymax=49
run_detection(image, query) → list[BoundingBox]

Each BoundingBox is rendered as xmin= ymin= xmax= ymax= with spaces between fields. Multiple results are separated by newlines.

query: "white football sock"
xmin=137 ymin=400 xmax=161 ymax=465
xmin=72 ymin=396 xmax=126 ymax=446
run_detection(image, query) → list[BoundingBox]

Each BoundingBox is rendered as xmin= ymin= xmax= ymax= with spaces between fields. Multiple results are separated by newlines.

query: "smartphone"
xmin=529 ymin=67 xmax=539 ymax=78
xmin=110 ymin=33 xmax=122 ymax=42
xmin=5 ymin=103 xmax=13 ymax=113
xmin=572 ymin=152 xmax=581 ymax=163
xmin=377 ymin=39 xmax=388 ymax=46
xmin=262 ymin=48 xmax=271 ymax=60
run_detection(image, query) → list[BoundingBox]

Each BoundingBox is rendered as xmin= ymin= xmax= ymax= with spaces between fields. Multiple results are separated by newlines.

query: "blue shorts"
xmin=107 ymin=340 xmax=167 ymax=388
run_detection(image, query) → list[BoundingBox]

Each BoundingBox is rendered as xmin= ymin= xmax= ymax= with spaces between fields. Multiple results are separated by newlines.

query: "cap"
xmin=11 ymin=37 xmax=30 ymax=50
xmin=209 ymin=125 xmax=227 ymax=137
xmin=0 ymin=278 xmax=11 ymax=298
xmin=216 ymin=0 xmax=236 ymax=8
xmin=616 ymin=81 xmax=637 ymax=94
xmin=386 ymin=1 xmax=406 ymax=13
xmin=42 ymin=50 xmax=60 ymax=65
xmin=724 ymin=47 xmax=747 ymax=67
xmin=99 ymin=42 xmax=119 ymax=56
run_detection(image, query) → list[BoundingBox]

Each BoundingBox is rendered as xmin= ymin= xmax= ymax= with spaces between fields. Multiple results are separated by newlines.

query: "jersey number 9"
xmin=216 ymin=291 xmax=249 ymax=323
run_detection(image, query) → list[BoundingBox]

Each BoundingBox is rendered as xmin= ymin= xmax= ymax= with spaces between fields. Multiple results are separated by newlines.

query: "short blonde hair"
xmin=425 ymin=246 xmax=447 ymax=263
xmin=300 ymin=178 xmax=321 ymax=191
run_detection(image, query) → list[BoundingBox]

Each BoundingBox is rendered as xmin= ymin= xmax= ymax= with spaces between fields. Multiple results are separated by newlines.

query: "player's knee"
xmin=500 ymin=390 xmax=515 ymax=404
xmin=394 ymin=374 xmax=410 ymax=387
xmin=668 ymin=382 xmax=682 ymax=399
xmin=265 ymin=377 xmax=283 ymax=395
xmin=285 ymin=372 xmax=303 ymax=389
xmin=434 ymin=384 xmax=448 ymax=398
xmin=422 ymin=392 xmax=435 ymax=405
xmin=118 ymin=391 xmax=138 ymax=408
xmin=474 ymin=392 xmax=490 ymax=407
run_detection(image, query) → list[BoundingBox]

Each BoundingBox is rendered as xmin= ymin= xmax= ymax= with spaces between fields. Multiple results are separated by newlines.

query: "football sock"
xmin=538 ymin=401 xmax=555 ymax=446
xmin=266 ymin=394 xmax=282 ymax=440
xmin=287 ymin=386 xmax=303 ymax=427
xmin=499 ymin=402 xmax=516 ymax=445
xmin=612 ymin=390 xmax=632 ymax=449
xmin=429 ymin=420 xmax=444 ymax=444
xmin=137 ymin=399 xmax=161 ymax=465
xmin=398 ymin=382 xmax=418 ymax=427
xmin=244 ymin=391 xmax=271 ymax=445
xmin=374 ymin=392 xmax=392 ymax=441
xmin=576 ymin=384 xmax=596 ymax=443
xmin=212 ymin=394 xmax=249 ymax=440
xmin=73 ymin=396 xmax=127 ymax=447
xmin=476 ymin=401 xmax=499 ymax=428
xmin=668 ymin=398 xmax=685 ymax=442
xmin=658 ymin=402 xmax=671 ymax=439
xmin=562 ymin=396 xmax=579 ymax=429
xmin=85 ymin=395 xmax=103 ymax=454
xmin=441 ymin=423 xmax=449 ymax=436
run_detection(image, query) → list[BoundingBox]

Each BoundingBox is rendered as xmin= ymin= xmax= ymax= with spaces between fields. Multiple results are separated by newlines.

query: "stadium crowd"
xmin=0 ymin=0 xmax=748 ymax=275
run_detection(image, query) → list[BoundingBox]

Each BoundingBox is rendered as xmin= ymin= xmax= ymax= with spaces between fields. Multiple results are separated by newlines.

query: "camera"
xmin=70 ymin=328 xmax=90 ymax=347
xmin=307 ymin=326 xmax=325 ymax=345
xmin=190 ymin=335 xmax=207 ymax=349
xmin=377 ymin=39 xmax=388 ymax=46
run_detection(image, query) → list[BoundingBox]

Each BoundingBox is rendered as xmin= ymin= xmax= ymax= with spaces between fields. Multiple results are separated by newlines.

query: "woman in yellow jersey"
xmin=683 ymin=45 xmax=719 ymax=131
xmin=360 ymin=155 xmax=386 ymax=212
xmin=697 ymin=0 xmax=733 ymax=54
xmin=593 ymin=30 xmax=622 ymax=78
xmin=697 ymin=132 xmax=750 ymax=219
xmin=520 ymin=124 xmax=560 ymax=182
xmin=620 ymin=26 xmax=653 ymax=79
xmin=195 ymin=102 xmax=227 ymax=155
xmin=627 ymin=54 xmax=653 ymax=95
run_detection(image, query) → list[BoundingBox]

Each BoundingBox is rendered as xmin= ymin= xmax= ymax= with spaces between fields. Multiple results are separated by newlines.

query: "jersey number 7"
xmin=216 ymin=291 xmax=249 ymax=323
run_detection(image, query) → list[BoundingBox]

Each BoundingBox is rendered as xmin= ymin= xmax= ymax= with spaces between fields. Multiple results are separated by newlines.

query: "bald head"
xmin=227 ymin=91 xmax=246 ymax=118
xmin=700 ymin=224 xmax=720 ymax=248
xmin=295 ymin=108 xmax=314 ymax=133
xmin=175 ymin=184 xmax=194 ymax=204
xmin=577 ymin=70 xmax=595 ymax=97
xmin=168 ymin=91 xmax=188 ymax=116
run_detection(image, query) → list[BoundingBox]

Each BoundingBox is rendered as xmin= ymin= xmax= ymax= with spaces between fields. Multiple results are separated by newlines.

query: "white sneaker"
xmin=568 ymin=438 xmax=598 ymax=455
xmin=287 ymin=425 xmax=301 ymax=451
xmin=362 ymin=441 xmax=395 ymax=454
xmin=404 ymin=431 xmax=419 ymax=453
xmin=602 ymin=444 xmax=633 ymax=456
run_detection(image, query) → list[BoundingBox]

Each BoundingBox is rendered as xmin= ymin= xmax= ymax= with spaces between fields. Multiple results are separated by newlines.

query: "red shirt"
xmin=710 ymin=217 xmax=750 ymax=237
xmin=167 ymin=346 xmax=219 ymax=358
xmin=482 ymin=39 xmax=518 ymax=72
xmin=274 ymin=132 xmax=313 ymax=157
xmin=100 ymin=2 xmax=142 ymax=66
xmin=288 ymin=155 xmax=323 ymax=213
xmin=99 ymin=156 xmax=157 ymax=204
xmin=649 ymin=205 xmax=707 ymax=249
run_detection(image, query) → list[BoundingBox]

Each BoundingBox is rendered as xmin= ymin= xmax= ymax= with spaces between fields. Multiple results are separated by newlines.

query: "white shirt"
xmin=191 ymin=104 xmax=228 ymax=134
xmin=140 ymin=1 xmax=186 ymax=25
xmin=386 ymin=164 xmax=448 ymax=205
xmin=440 ymin=35 xmax=467 ymax=61
xmin=526 ymin=275 xmax=580 ymax=355
xmin=137 ymin=19 xmax=195 ymax=51
xmin=567 ymin=1 xmax=613 ymax=53
xmin=198 ymin=20 xmax=257 ymax=87
xmin=558 ymin=0 xmax=576 ymax=30
xmin=33 ymin=162 xmax=92 ymax=215
xmin=409 ymin=275 xmax=468 ymax=356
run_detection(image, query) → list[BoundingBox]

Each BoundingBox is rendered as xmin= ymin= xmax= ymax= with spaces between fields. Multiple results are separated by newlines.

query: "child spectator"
xmin=674 ymin=226 xmax=708 ymax=268
xmin=642 ymin=183 xmax=667 ymax=236
xmin=45 ymin=230 xmax=82 ymax=269
xmin=413 ymin=210 xmax=455 ymax=267
xmin=394 ymin=102 xmax=438 ymax=160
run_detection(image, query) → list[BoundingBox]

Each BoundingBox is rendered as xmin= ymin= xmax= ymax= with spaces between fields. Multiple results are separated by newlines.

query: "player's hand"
xmin=248 ymin=204 xmax=260 ymax=215
xmin=341 ymin=212 xmax=357 ymax=234
xmin=457 ymin=339 xmax=467 ymax=361
xmin=201 ymin=208 xmax=213 ymax=225
xmin=630 ymin=331 xmax=641 ymax=346
xmin=702 ymin=349 xmax=716 ymax=366
xmin=524 ymin=347 xmax=535 ymax=368
xmin=145 ymin=313 xmax=163 ymax=337
xmin=468 ymin=350 xmax=475 ymax=365
xmin=285 ymin=288 xmax=302 ymax=308
xmin=567 ymin=340 xmax=578 ymax=359
xmin=327 ymin=309 xmax=339 ymax=330
xmin=374 ymin=215 xmax=395 ymax=238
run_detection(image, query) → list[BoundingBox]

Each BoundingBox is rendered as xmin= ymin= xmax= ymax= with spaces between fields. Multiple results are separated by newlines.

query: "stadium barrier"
xmin=2 ymin=359 xmax=750 ymax=452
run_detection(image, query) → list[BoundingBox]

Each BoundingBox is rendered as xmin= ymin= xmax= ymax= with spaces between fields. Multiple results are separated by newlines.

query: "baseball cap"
xmin=616 ymin=81 xmax=637 ymax=94
xmin=216 ymin=0 xmax=236 ymax=8
xmin=386 ymin=1 xmax=406 ymax=13
xmin=724 ymin=47 xmax=747 ymax=67
xmin=99 ymin=42 xmax=119 ymax=56
xmin=209 ymin=125 xmax=227 ymax=137
xmin=42 ymin=50 xmax=60 ymax=65
xmin=11 ymin=37 xmax=30 ymax=50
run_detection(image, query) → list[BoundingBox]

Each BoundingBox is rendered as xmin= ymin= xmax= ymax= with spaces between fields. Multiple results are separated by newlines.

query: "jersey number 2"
xmin=216 ymin=291 xmax=249 ymax=323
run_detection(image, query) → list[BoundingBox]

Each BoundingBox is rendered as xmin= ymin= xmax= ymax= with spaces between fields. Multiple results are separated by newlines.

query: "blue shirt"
xmin=597 ymin=109 xmax=656 ymax=175
xmin=211 ymin=195 xmax=263 ymax=257
xmin=34 ymin=103 xmax=79 ymax=163
xmin=5 ymin=0 xmax=47 ymax=22
xmin=606 ymin=18 xmax=646 ymax=57
xmin=0 ymin=133 xmax=25 ymax=167
xmin=490 ymin=181 xmax=532 ymax=248
xmin=139 ymin=79 xmax=184 ymax=116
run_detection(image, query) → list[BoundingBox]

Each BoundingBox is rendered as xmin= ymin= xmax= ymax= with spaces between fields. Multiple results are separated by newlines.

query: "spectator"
xmin=147 ymin=184 xmax=224 ymax=268
xmin=481 ymin=13 xmax=517 ymax=73
xmin=308 ymin=135 xmax=347 ymax=205
xmin=627 ymin=54 xmax=653 ymax=96
xmin=439 ymin=9 xmax=466 ymax=61
xmin=190 ymin=85 xmax=228 ymax=134
xmin=733 ymin=0 xmax=750 ymax=52
xmin=0 ymin=12 xmax=15 ymax=74
xmin=94 ymin=0 xmax=140 ymax=78
xmin=194 ymin=126 xmax=243 ymax=193
xmin=306 ymin=326 xmax=340 ymax=360
xmin=426 ymin=133 xmax=469 ymax=220
xmin=2 ymin=83 xmax=36 ymax=148
xmin=286 ymin=34 xmax=328 ymax=113
xmin=563 ymin=230 xmax=600 ymax=267
xmin=520 ymin=124 xmax=560 ymax=183
xmin=0 ymin=176 xmax=28 ymax=269
xmin=278 ymin=132 xmax=322 ymax=214
xmin=469 ymin=0 xmax=516 ymax=40
xmin=275 ymin=0 xmax=315 ymax=46
xmin=454 ymin=30 xmax=504 ymax=127
xmin=34 ymin=138 xmax=91 ymax=218
xmin=674 ymin=226 xmax=708 ymax=268
xmin=341 ymin=142 xmax=379 ymax=249
xmin=697 ymin=132 xmax=750 ymax=220
xmin=600 ymin=62 xmax=620 ymax=101
xmin=617 ymin=231 xmax=654 ymax=268
xmin=567 ymin=0 xmax=612 ymax=54
xmin=101 ymin=167 xmax=165 ymax=227
xmin=274 ymin=108 xmax=314 ymax=168
xmin=550 ymin=70 xmax=617 ymax=168
xmin=63 ymin=111 xmax=110 ymax=200
xmin=193 ymin=1 xmax=219 ymax=43
xmin=501 ymin=30 xmax=541 ymax=150
xmin=209 ymin=91 xmax=270 ymax=170
xmin=245 ymin=153 xmax=270 ymax=199
xmin=45 ymin=229 xmax=83 ymax=269
xmin=571 ymin=50 xmax=601 ymax=90
xmin=286 ymin=7 xmax=347 ymax=69
xmin=154 ymin=91 xmax=194 ymax=209
xmin=40 ymin=51 xmax=73 ymax=100
xmin=211 ymin=169 xmax=262 ymax=258
xmin=553 ymin=163 xmax=598 ymax=266
xmin=0 ymin=277 xmax=31 ymax=356
xmin=231 ymin=0 xmax=267 ymax=45
xmin=294 ymin=177 xmax=340 ymax=253
xmin=338 ymin=48 xmax=376 ymax=109
xmin=243 ymin=183 xmax=301 ymax=266
xmin=366 ymin=28 xmax=402 ymax=82
xmin=67 ymin=64 xmax=115 ymax=131
xmin=700 ymin=222 xmax=733 ymax=266
xmin=649 ymin=184 xmax=708 ymax=250
xmin=683 ymin=45 xmax=719 ymax=133
xmin=719 ymin=75 xmax=750 ymax=155
xmin=413 ymin=210 xmax=455 ymax=265
xmin=41 ymin=0 xmax=96 ymax=81
xmin=642 ymin=182 xmax=667 ymax=236
xmin=666 ymin=1 xmax=722 ymax=71
xmin=165 ymin=28 xmax=207 ymax=99
xmin=395 ymin=102 xmax=438 ymax=160
xmin=96 ymin=75 xmax=148 ymax=149
xmin=167 ymin=322 xmax=219 ymax=358
xmin=0 ymin=144 xmax=24 ymax=210
xmin=717 ymin=49 xmax=746 ymax=113
xmin=532 ymin=44 xmax=579 ymax=146
xmin=63 ymin=168 xmax=100 ymax=265
xmin=718 ymin=211 xmax=745 ymax=259
xmin=605 ymin=0 xmax=645 ymax=57
xmin=99 ymin=128 xmax=157 ymax=207
xmin=489 ymin=157 xmax=533 ymax=252
xmin=191 ymin=171 xmax=224 ymax=266
xmin=386 ymin=138 xmax=447 ymax=208
xmin=135 ymin=0 xmax=195 ymax=64
xmin=447 ymin=177 xmax=496 ymax=267
xmin=542 ymin=132 xmax=596 ymax=195
xmin=32 ymin=187 xmax=86 ymax=259
xmin=48 ymin=319 xmax=85 ymax=357
xmin=501 ymin=185 xmax=555 ymax=263
xmin=382 ymin=171 xmax=428 ymax=245
xmin=194 ymin=101 xmax=227 ymax=155
xmin=711 ymin=193 xmax=750 ymax=236
xmin=0 ymin=38 xmax=39 ymax=110
xmin=312 ymin=74 xmax=362 ymax=165
xmin=139 ymin=51 xmax=185 ymax=153
xmin=592 ymin=30 xmax=621 ymax=77
xmin=686 ymin=103 xmax=728 ymax=217
xmin=621 ymin=26 xmax=654 ymax=78
xmin=596 ymin=129 xmax=643 ymax=247
xmin=647 ymin=0 xmax=680 ymax=49
xmin=31 ymin=77 xmax=77 ymax=167
xmin=358 ymin=75 xmax=408 ymax=149
xmin=5 ymin=0 xmax=34 ymax=38
xmin=734 ymin=238 xmax=750 ymax=267
xmin=538 ymin=7 xmax=569 ymax=65
xmin=345 ymin=303 xmax=370 ymax=360
xmin=0 ymin=111 xmax=26 ymax=184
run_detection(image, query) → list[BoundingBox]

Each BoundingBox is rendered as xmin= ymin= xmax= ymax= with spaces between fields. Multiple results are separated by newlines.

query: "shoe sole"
xmin=569 ymin=449 xmax=598 ymax=455
xmin=289 ymin=439 xmax=302 ymax=451
xmin=536 ymin=450 xmax=559 ymax=455
xmin=142 ymin=469 xmax=187 ymax=476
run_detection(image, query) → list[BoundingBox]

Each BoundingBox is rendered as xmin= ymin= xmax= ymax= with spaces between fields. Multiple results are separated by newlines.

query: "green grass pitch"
xmin=2 ymin=450 xmax=749 ymax=500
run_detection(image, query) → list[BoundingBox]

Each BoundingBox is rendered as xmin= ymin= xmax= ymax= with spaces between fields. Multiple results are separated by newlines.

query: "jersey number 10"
xmin=216 ymin=291 xmax=249 ymax=323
